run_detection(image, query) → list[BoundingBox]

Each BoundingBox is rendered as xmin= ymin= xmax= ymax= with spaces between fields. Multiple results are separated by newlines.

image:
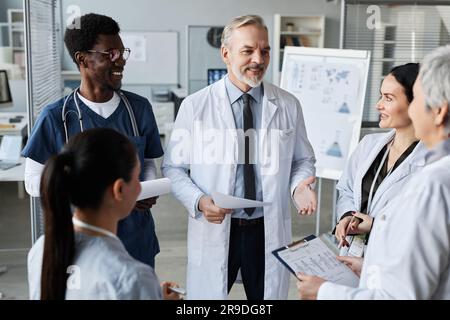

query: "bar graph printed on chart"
xmin=280 ymin=49 xmax=369 ymax=180
xmin=325 ymin=131 xmax=343 ymax=158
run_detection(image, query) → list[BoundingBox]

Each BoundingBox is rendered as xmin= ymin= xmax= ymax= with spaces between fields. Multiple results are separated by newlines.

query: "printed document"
xmin=274 ymin=236 xmax=359 ymax=287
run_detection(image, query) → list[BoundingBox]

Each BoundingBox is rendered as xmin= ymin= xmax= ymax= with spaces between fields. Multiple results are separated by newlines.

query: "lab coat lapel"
xmin=369 ymin=141 xmax=426 ymax=213
xmin=354 ymin=130 xmax=396 ymax=210
xmin=261 ymin=82 xmax=279 ymax=129
xmin=215 ymin=79 xmax=236 ymax=131
xmin=213 ymin=79 xmax=238 ymax=194
xmin=260 ymin=82 xmax=278 ymax=229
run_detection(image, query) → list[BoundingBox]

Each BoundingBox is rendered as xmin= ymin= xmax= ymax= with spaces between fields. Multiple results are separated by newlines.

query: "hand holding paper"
xmin=137 ymin=178 xmax=171 ymax=201
xmin=296 ymin=273 xmax=326 ymax=300
xmin=273 ymin=235 xmax=359 ymax=288
xmin=198 ymin=196 xmax=232 ymax=224
xmin=211 ymin=191 xmax=271 ymax=209
xmin=135 ymin=197 xmax=158 ymax=211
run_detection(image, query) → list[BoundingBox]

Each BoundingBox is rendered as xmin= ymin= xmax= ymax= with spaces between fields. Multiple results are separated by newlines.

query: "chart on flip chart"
xmin=280 ymin=47 xmax=370 ymax=180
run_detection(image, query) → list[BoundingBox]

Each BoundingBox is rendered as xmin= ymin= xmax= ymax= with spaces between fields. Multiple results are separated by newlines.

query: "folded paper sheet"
xmin=212 ymin=191 xmax=271 ymax=209
xmin=137 ymin=178 xmax=171 ymax=201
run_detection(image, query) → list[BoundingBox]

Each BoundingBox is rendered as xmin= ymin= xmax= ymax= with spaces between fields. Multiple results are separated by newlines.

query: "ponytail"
xmin=38 ymin=128 xmax=137 ymax=299
xmin=40 ymin=153 xmax=75 ymax=300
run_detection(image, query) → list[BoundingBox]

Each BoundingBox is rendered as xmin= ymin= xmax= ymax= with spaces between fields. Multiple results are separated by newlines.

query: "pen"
xmin=168 ymin=286 xmax=186 ymax=295
xmin=338 ymin=213 xmax=364 ymax=248
xmin=338 ymin=213 xmax=355 ymax=248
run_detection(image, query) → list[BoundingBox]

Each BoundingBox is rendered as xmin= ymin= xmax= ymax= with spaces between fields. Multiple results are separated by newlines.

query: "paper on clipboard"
xmin=272 ymin=235 xmax=359 ymax=287
xmin=137 ymin=178 xmax=171 ymax=201
xmin=212 ymin=191 xmax=271 ymax=209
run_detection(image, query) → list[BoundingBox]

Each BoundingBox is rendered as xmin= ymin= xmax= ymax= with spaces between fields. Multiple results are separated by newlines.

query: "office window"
xmin=24 ymin=0 xmax=63 ymax=242
xmin=25 ymin=0 xmax=63 ymax=121
xmin=342 ymin=1 xmax=450 ymax=124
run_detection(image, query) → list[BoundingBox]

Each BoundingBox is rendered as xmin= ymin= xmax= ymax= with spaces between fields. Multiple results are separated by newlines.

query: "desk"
xmin=0 ymin=112 xmax=27 ymax=136
xmin=0 ymin=113 xmax=27 ymax=199
xmin=0 ymin=156 xmax=26 ymax=199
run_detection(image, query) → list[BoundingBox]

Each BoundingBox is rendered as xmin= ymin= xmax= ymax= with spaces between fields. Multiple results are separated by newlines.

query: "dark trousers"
xmin=227 ymin=217 xmax=265 ymax=300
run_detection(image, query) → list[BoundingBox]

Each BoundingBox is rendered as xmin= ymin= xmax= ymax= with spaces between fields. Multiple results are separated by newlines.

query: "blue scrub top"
xmin=22 ymin=90 xmax=164 ymax=268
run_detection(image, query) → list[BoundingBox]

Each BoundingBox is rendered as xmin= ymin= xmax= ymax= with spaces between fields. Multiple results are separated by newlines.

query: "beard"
xmin=231 ymin=62 xmax=266 ymax=88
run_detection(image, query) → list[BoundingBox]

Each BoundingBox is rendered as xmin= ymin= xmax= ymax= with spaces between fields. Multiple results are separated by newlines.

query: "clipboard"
xmin=272 ymin=234 xmax=360 ymax=287
xmin=272 ymin=234 xmax=316 ymax=277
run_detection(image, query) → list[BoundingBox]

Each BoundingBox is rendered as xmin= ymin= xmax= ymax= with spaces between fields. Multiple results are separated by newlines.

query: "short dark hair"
xmin=64 ymin=13 xmax=120 ymax=67
xmin=389 ymin=63 xmax=420 ymax=103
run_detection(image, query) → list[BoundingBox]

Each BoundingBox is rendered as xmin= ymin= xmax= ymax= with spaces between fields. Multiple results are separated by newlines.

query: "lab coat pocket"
xmin=187 ymin=216 xmax=204 ymax=266
xmin=278 ymin=128 xmax=295 ymax=160
xmin=279 ymin=128 xmax=294 ymax=138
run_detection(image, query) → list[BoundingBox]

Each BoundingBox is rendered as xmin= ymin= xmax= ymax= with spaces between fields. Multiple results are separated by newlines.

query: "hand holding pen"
xmin=337 ymin=212 xmax=374 ymax=248
xmin=336 ymin=212 xmax=363 ymax=248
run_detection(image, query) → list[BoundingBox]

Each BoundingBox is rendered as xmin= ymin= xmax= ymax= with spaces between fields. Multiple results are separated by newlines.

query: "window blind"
xmin=24 ymin=0 xmax=63 ymax=242
xmin=342 ymin=0 xmax=450 ymax=124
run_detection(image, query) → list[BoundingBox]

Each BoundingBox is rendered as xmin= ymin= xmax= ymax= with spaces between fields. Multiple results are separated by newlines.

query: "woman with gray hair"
xmin=297 ymin=45 xmax=450 ymax=299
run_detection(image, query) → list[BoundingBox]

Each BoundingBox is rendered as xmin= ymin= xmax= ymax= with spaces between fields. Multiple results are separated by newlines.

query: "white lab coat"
xmin=162 ymin=79 xmax=316 ymax=299
xmin=318 ymin=139 xmax=450 ymax=299
xmin=28 ymin=233 xmax=162 ymax=300
xmin=336 ymin=130 xmax=426 ymax=220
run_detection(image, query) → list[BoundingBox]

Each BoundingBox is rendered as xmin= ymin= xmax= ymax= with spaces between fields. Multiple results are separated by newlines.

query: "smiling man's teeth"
xmin=112 ymin=72 xmax=122 ymax=76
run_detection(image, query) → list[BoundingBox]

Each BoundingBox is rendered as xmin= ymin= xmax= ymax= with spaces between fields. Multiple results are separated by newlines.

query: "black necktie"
xmin=242 ymin=93 xmax=256 ymax=216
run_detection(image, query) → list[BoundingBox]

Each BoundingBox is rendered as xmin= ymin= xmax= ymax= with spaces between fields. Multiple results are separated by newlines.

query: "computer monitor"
xmin=207 ymin=68 xmax=227 ymax=85
xmin=0 ymin=70 xmax=12 ymax=105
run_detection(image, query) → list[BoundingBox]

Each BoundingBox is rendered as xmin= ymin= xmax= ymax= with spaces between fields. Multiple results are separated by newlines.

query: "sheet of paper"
xmin=212 ymin=191 xmax=271 ymax=209
xmin=277 ymin=236 xmax=359 ymax=287
xmin=0 ymin=135 xmax=22 ymax=161
xmin=137 ymin=178 xmax=171 ymax=201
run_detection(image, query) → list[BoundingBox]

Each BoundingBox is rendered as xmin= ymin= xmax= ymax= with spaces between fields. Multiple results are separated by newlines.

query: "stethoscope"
xmin=61 ymin=87 xmax=140 ymax=143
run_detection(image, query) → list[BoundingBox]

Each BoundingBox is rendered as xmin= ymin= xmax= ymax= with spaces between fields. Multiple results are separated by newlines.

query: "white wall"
xmin=61 ymin=0 xmax=342 ymax=88
xmin=0 ymin=0 xmax=22 ymax=22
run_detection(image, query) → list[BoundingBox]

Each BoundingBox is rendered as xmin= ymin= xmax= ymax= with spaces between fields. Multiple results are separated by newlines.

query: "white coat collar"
xmin=261 ymin=81 xmax=279 ymax=129
xmin=357 ymin=130 xmax=425 ymax=178
xmin=424 ymin=138 xmax=450 ymax=165
xmin=362 ymin=130 xmax=427 ymax=213
xmin=356 ymin=130 xmax=396 ymax=186
xmin=224 ymin=75 xmax=263 ymax=104
xmin=214 ymin=78 xmax=237 ymax=130
xmin=214 ymin=78 xmax=279 ymax=130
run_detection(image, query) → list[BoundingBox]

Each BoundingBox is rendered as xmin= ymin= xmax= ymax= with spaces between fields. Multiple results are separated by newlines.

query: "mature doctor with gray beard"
xmin=162 ymin=15 xmax=316 ymax=300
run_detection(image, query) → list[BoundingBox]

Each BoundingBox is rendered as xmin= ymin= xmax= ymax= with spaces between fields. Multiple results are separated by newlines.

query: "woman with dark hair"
xmin=27 ymin=128 xmax=180 ymax=300
xmin=332 ymin=63 xmax=426 ymax=258
xmin=298 ymin=45 xmax=450 ymax=300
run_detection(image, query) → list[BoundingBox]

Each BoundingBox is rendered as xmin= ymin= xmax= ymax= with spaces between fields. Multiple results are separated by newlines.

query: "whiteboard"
xmin=121 ymin=31 xmax=178 ymax=84
xmin=280 ymin=47 xmax=370 ymax=180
